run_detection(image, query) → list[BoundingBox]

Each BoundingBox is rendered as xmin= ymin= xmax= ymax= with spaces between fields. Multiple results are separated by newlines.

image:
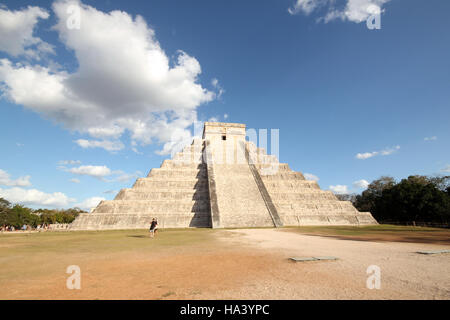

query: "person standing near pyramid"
xmin=149 ymin=218 xmax=158 ymax=238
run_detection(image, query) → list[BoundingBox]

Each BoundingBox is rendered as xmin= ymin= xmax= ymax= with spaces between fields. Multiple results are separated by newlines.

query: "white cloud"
xmin=288 ymin=0 xmax=326 ymax=15
xmin=211 ymin=78 xmax=225 ymax=99
xmin=75 ymin=139 xmax=124 ymax=152
xmin=380 ymin=145 xmax=400 ymax=156
xmin=76 ymin=196 xmax=105 ymax=210
xmin=289 ymin=0 xmax=390 ymax=24
xmin=0 ymin=0 xmax=215 ymax=156
xmin=0 ymin=5 xmax=54 ymax=59
xmin=329 ymin=185 xmax=349 ymax=194
xmin=224 ymin=114 xmax=229 ymax=120
xmin=62 ymin=164 xmax=141 ymax=183
xmin=112 ymin=170 xmax=142 ymax=183
xmin=441 ymin=165 xmax=450 ymax=173
xmin=59 ymin=160 xmax=81 ymax=165
xmin=424 ymin=136 xmax=437 ymax=141
xmin=67 ymin=165 xmax=112 ymax=179
xmin=0 ymin=169 xmax=31 ymax=187
xmin=356 ymin=145 xmax=400 ymax=160
xmin=342 ymin=0 xmax=387 ymax=23
xmin=355 ymin=151 xmax=378 ymax=160
xmin=353 ymin=179 xmax=369 ymax=189
xmin=0 ymin=187 xmax=75 ymax=207
xmin=304 ymin=173 xmax=319 ymax=181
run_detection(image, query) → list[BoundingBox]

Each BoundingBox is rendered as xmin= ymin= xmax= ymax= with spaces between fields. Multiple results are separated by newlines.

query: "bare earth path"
xmin=213 ymin=228 xmax=450 ymax=299
xmin=1 ymin=228 xmax=449 ymax=300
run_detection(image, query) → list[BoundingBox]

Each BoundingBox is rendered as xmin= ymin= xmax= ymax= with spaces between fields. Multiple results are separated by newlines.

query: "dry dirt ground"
xmin=1 ymin=227 xmax=449 ymax=300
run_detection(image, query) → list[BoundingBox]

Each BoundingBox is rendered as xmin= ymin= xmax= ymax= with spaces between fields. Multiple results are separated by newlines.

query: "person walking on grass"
xmin=149 ymin=218 xmax=158 ymax=238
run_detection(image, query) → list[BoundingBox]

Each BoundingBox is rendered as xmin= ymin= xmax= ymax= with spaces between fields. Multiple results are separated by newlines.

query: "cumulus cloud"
xmin=329 ymin=184 xmax=349 ymax=194
xmin=76 ymin=196 xmax=104 ymax=210
xmin=288 ymin=0 xmax=326 ymax=15
xmin=75 ymin=139 xmax=124 ymax=152
xmin=353 ymin=179 xmax=369 ymax=189
xmin=0 ymin=5 xmax=54 ymax=59
xmin=356 ymin=145 xmax=400 ymax=160
xmin=304 ymin=173 xmax=319 ymax=181
xmin=0 ymin=169 xmax=31 ymax=187
xmin=441 ymin=165 xmax=450 ymax=173
xmin=70 ymin=178 xmax=80 ymax=183
xmin=66 ymin=165 xmax=111 ymax=179
xmin=0 ymin=0 xmax=216 ymax=155
xmin=0 ymin=187 xmax=75 ymax=207
xmin=288 ymin=0 xmax=390 ymax=24
xmin=424 ymin=136 xmax=437 ymax=141
xmin=61 ymin=164 xmax=141 ymax=183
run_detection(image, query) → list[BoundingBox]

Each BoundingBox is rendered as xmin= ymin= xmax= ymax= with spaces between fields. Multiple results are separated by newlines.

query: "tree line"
xmin=337 ymin=175 xmax=450 ymax=224
xmin=0 ymin=198 xmax=85 ymax=228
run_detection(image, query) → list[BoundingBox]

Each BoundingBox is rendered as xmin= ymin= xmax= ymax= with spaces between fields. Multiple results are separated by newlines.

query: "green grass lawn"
xmin=0 ymin=228 xmax=217 ymax=283
xmin=0 ymin=228 xmax=216 ymax=254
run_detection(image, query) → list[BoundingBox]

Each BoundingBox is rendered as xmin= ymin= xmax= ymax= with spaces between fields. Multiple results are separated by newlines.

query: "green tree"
xmin=9 ymin=205 xmax=39 ymax=228
xmin=355 ymin=175 xmax=450 ymax=223
xmin=0 ymin=197 xmax=12 ymax=226
xmin=355 ymin=176 xmax=396 ymax=214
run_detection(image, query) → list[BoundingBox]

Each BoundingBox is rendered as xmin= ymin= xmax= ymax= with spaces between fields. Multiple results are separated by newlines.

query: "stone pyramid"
xmin=70 ymin=122 xmax=377 ymax=230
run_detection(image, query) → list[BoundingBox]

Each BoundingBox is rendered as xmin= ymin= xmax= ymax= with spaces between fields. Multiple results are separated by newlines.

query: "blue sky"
xmin=0 ymin=0 xmax=449 ymax=209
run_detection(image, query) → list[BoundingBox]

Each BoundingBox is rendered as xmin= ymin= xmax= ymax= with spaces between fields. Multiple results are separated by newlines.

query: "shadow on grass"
xmin=308 ymin=233 xmax=450 ymax=245
xmin=126 ymin=235 xmax=148 ymax=238
xmin=282 ymin=225 xmax=450 ymax=245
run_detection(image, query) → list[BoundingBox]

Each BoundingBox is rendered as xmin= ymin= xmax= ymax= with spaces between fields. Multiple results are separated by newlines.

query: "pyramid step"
xmin=268 ymin=189 xmax=333 ymax=195
xmin=275 ymin=202 xmax=358 ymax=213
xmin=140 ymin=177 xmax=207 ymax=182
xmin=270 ymin=192 xmax=336 ymax=201
xmin=94 ymin=199 xmax=210 ymax=213
xmin=160 ymin=160 xmax=206 ymax=169
xmin=278 ymin=208 xmax=358 ymax=215
xmin=254 ymin=163 xmax=291 ymax=171
xmin=133 ymin=178 xmax=208 ymax=189
xmin=115 ymin=189 xmax=210 ymax=201
xmin=131 ymin=186 xmax=208 ymax=193
xmin=147 ymin=169 xmax=207 ymax=178
xmin=260 ymin=172 xmax=305 ymax=180
xmin=172 ymin=152 xmax=204 ymax=162
xmin=264 ymin=180 xmax=320 ymax=190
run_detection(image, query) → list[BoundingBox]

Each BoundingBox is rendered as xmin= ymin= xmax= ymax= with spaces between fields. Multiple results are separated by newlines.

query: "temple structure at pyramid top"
xmin=70 ymin=122 xmax=377 ymax=230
